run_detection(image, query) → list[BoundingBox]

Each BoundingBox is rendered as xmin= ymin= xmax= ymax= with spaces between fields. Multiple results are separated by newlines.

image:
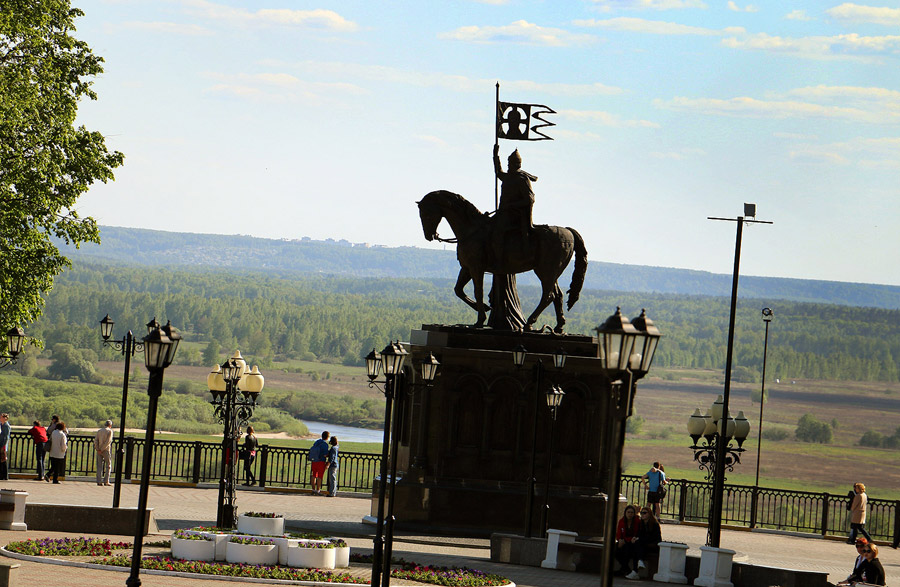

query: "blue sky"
xmin=74 ymin=1 xmax=900 ymax=286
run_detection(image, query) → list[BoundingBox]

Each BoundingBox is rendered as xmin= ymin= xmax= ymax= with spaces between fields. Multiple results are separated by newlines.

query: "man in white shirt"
xmin=94 ymin=420 xmax=114 ymax=486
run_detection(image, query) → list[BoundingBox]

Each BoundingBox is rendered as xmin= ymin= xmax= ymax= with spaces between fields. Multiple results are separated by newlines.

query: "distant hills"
xmin=57 ymin=225 xmax=900 ymax=310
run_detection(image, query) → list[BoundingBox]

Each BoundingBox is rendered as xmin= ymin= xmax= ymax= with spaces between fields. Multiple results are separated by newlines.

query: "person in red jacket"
xmin=615 ymin=504 xmax=642 ymax=580
xmin=27 ymin=420 xmax=48 ymax=481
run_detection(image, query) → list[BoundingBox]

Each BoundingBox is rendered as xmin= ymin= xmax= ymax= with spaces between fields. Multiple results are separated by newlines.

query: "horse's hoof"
xmin=523 ymin=324 xmax=533 ymax=332
xmin=554 ymin=326 xmax=565 ymax=334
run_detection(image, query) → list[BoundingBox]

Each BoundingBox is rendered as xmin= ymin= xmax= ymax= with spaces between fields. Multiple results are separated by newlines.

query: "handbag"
xmin=657 ymin=484 xmax=667 ymax=499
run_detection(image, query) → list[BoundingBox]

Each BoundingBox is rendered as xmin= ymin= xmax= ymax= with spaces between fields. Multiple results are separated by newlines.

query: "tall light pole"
xmin=512 ymin=346 xmax=567 ymax=538
xmin=365 ymin=342 xmax=439 ymax=587
xmin=540 ymin=385 xmax=565 ymax=536
xmin=706 ymin=204 xmax=771 ymax=548
xmin=598 ymin=308 xmax=662 ymax=587
xmin=100 ymin=315 xmax=158 ymax=508
xmin=755 ymin=307 xmax=773 ymax=488
xmin=126 ymin=320 xmax=181 ymax=587
xmin=208 ymin=351 xmax=264 ymax=529
xmin=0 ymin=327 xmax=27 ymax=370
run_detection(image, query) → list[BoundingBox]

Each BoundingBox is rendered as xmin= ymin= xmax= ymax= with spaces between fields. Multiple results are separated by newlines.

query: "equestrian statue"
xmin=418 ymin=147 xmax=587 ymax=333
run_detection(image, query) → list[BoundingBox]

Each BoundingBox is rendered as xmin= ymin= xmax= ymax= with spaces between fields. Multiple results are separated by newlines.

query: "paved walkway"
xmin=0 ymin=478 xmax=897 ymax=586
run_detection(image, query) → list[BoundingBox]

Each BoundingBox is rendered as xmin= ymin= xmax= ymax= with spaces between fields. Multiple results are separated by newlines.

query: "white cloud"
xmin=273 ymin=60 xmax=626 ymax=96
xmin=722 ymin=32 xmax=900 ymax=60
xmin=785 ymin=9 xmax=812 ymax=21
xmin=573 ymin=17 xmax=726 ymax=35
xmin=439 ymin=20 xmax=596 ymax=46
xmin=656 ymin=95 xmax=900 ymax=123
xmin=203 ymin=72 xmax=365 ymax=103
xmin=826 ymin=3 xmax=900 ymax=26
xmin=560 ymin=109 xmax=661 ymax=128
xmin=784 ymin=85 xmax=900 ymax=104
xmin=180 ymin=0 xmax=358 ymax=31
xmin=590 ymin=0 xmax=707 ymax=11
xmin=118 ymin=21 xmax=212 ymax=35
xmin=727 ymin=2 xmax=758 ymax=12
xmin=790 ymin=136 xmax=900 ymax=168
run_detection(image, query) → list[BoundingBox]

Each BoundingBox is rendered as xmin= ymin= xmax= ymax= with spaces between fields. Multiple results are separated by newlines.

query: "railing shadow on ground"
xmin=8 ymin=432 xmax=897 ymax=546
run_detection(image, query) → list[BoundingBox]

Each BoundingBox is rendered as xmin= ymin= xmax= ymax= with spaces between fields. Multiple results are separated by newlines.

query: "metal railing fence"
xmin=6 ymin=432 xmax=379 ymax=494
xmin=6 ymin=432 xmax=897 ymax=546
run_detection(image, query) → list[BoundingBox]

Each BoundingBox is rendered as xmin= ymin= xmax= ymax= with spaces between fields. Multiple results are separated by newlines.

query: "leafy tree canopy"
xmin=0 ymin=0 xmax=123 ymax=344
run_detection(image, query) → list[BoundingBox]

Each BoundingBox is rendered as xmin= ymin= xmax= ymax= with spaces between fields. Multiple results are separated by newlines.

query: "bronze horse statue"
xmin=417 ymin=190 xmax=587 ymax=333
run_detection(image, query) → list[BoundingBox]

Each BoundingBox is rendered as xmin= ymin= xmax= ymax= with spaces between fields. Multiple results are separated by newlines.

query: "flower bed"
xmin=171 ymin=531 xmax=215 ymax=561
xmin=237 ymin=512 xmax=284 ymax=536
xmin=351 ymin=554 xmax=511 ymax=587
xmin=6 ymin=537 xmax=130 ymax=557
xmin=288 ymin=540 xmax=335 ymax=569
xmin=225 ymin=536 xmax=277 ymax=566
xmin=90 ymin=555 xmax=368 ymax=583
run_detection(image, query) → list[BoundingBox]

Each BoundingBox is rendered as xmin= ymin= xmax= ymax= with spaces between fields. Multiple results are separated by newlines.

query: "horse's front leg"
xmin=454 ymin=267 xmax=480 ymax=312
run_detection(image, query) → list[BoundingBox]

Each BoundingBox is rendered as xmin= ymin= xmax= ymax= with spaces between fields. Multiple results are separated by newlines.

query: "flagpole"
xmin=494 ymin=82 xmax=500 ymax=212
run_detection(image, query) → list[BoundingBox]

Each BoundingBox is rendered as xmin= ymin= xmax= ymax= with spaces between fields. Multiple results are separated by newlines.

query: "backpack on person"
xmin=656 ymin=470 xmax=667 ymax=499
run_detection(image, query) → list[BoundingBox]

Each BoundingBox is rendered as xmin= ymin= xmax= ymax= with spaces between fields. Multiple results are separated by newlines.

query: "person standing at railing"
xmin=48 ymin=421 xmax=68 ymax=484
xmin=94 ymin=420 xmax=114 ymax=486
xmin=848 ymin=482 xmax=872 ymax=544
xmin=308 ymin=430 xmax=330 ymax=495
xmin=326 ymin=436 xmax=339 ymax=497
xmin=241 ymin=426 xmax=258 ymax=487
xmin=43 ymin=415 xmax=60 ymax=481
xmin=0 ymin=414 xmax=10 ymax=481
xmin=641 ymin=461 xmax=667 ymax=518
xmin=27 ymin=420 xmax=48 ymax=480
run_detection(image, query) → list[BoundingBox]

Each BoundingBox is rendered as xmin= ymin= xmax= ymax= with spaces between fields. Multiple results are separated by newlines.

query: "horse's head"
xmin=417 ymin=193 xmax=443 ymax=242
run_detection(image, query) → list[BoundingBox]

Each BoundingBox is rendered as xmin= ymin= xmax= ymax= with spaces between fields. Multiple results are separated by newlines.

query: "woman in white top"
xmin=48 ymin=421 xmax=68 ymax=484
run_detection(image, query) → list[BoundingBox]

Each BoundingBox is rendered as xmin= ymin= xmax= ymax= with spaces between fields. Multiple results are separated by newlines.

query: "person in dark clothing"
xmin=842 ymin=543 xmax=885 ymax=585
xmin=326 ymin=436 xmax=339 ymax=497
xmin=635 ymin=507 xmax=663 ymax=571
xmin=241 ymin=426 xmax=258 ymax=486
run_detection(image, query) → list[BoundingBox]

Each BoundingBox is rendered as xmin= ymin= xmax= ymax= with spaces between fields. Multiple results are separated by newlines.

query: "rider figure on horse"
xmin=493 ymin=144 xmax=537 ymax=263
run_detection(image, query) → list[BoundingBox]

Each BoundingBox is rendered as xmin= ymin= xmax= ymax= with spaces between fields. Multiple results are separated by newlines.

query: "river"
xmin=300 ymin=420 xmax=384 ymax=444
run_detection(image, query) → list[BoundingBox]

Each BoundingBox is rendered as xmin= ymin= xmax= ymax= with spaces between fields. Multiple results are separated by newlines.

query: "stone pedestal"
xmin=540 ymin=528 xmax=578 ymax=571
xmin=693 ymin=546 xmax=735 ymax=587
xmin=383 ymin=325 xmax=618 ymax=538
xmin=654 ymin=541 xmax=689 ymax=584
xmin=0 ymin=489 xmax=27 ymax=531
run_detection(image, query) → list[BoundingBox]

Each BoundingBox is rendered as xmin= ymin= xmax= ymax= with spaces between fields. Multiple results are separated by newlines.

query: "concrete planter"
xmin=225 ymin=540 xmax=278 ymax=566
xmin=0 ymin=489 xmax=27 ymax=531
xmin=333 ymin=545 xmax=350 ymax=568
xmin=288 ymin=543 xmax=335 ymax=569
xmin=272 ymin=537 xmax=299 ymax=565
xmin=237 ymin=515 xmax=284 ymax=536
xmin=202 ymin=531 xmax=232 ymax=561
xmin=171 ymin=536 xmax=215 ymax=561
xmin=694 ymin=546 xmax=735 ymax=587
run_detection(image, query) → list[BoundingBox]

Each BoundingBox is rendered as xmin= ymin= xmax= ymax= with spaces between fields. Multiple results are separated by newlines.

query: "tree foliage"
xmin=0 ymin=1 xmax=123 ymax=341
xmin=795 ymin=413 xmax=833 ymax=444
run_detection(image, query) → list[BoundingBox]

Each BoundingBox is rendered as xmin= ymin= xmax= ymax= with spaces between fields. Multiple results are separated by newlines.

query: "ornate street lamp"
xmin=208 ymin=350 xmax=264 ymax=528
xmin=99 ymin=314 xmax=148 ymax=508
xmin=0 ymin=326 xmax=27 ymax=370
xmin=540 ymin=385 xmax=565 ymax=535
xmin=126 ymin=320 xmax=180 ymax=587
xmin=598 ymin=307 xmax=661 ymax=587
xmin=366 ymin=341 xmax=439 ymax=587
xmin=512 ymin=345 xmax=568 ymax=538
xmin=687 ymin=397 xmax=752 ymax=483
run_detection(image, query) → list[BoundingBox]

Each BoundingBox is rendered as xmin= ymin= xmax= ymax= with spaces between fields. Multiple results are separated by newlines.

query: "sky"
xmin=72 ymin=0 xmax=900 ymax=286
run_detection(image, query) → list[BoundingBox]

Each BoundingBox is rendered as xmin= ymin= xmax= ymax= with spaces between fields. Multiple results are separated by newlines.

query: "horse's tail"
xmin=566 ymin=227 xmax=587 ymax=311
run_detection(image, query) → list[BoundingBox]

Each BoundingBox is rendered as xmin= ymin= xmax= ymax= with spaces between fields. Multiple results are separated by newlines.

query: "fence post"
xmin=124 ymin=437 xmax=134 ymax=480
xmin=750 ymin=487 xmax=758 ymax=528
xmin=678 ymin=481 xmax=686 ymax=523
xmin=893 ymin=500 xmax=899 ymax=549
xmin=192 ymin=441 xmax=202 ymax=484
xmin=258 ymin=445 xmax=268 ymax=489
xmin=821 ymin=493 xmax=830 ymax=538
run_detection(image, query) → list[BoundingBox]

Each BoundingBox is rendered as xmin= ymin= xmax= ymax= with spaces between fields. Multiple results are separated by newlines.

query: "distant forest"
xmin=22 ymin=261 xmax=900 ymax=383
xmin=56 ymin=226 xmax=900 ymax=310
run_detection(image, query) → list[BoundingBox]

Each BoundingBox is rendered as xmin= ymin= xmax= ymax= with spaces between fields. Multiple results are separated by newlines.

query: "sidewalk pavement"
xmin=0 ymin=477 xmax=897 ymax=586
